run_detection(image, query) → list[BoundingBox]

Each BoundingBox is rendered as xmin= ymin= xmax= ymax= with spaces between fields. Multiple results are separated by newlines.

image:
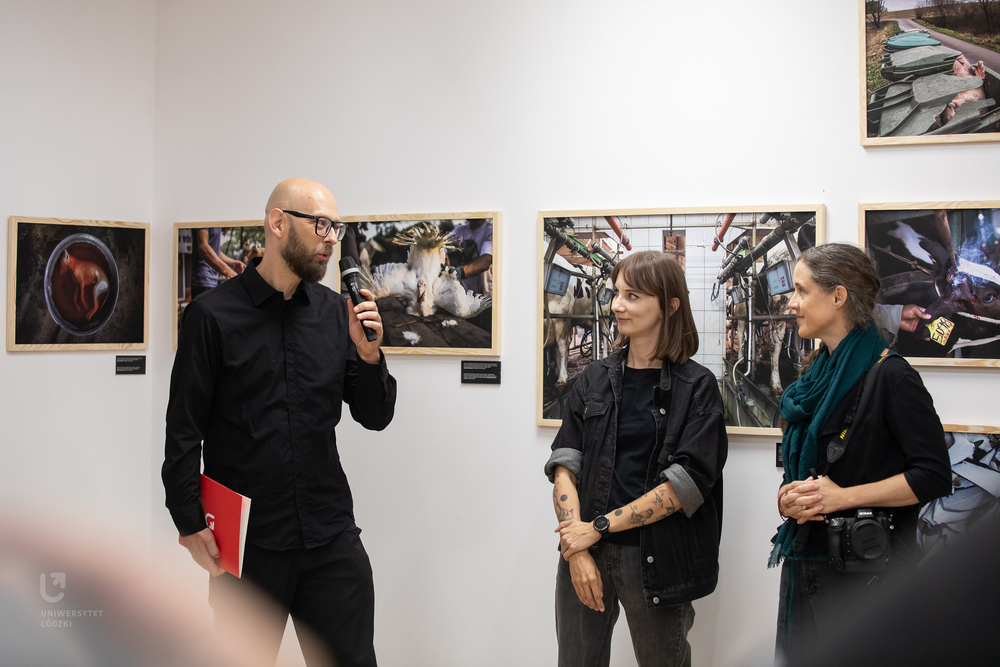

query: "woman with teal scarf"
xmin=769 ymin=244 xmax=951 ymax=660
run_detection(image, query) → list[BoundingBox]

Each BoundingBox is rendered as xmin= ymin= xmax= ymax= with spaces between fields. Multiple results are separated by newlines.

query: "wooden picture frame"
xmin=919 ymin=423 xmax=1000 ymax=555
xmin=859 ymin=202 xmax=1000 ymax=367
xmin=7 ymin=216 xmax=149 ymax=351
xmin=859 ymin=0 xmax=1000 ymax=146
xmin=341 ymin=212 xmax=501 ymax=356
xmin=537 ymin=205 xmax=826 ymax=435
xmin=173 ymin=221 xmax=267 ymax=350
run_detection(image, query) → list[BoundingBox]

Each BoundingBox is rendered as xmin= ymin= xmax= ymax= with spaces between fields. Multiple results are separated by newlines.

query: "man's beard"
xmin=281 ymin=222 xmax=329 ymax=283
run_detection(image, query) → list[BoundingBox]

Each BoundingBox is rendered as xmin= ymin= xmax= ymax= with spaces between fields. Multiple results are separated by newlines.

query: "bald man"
xmin=163 ymin=179 xmax=396 ymax=667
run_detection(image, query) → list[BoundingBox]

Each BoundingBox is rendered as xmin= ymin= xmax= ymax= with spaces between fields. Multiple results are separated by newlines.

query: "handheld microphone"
xmin=339 ymin=257 xmax=378 ymax=342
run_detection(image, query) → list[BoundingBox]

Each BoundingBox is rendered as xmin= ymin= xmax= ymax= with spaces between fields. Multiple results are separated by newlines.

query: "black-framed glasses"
xmin=282 ymin=209 xmax=346 ymax=240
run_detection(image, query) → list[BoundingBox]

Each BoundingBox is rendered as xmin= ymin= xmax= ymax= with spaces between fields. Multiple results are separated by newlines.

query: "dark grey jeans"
xmin=555 ymin=541 xmax=695 ymax=667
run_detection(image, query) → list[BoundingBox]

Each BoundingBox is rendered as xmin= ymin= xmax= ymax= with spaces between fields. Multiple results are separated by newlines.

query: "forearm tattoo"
xmin=625 ymin=488 xmax=677 ymax=527
xmin=553 ymin=483 xmax=575 ymax=521
xmin=629 ymin=505 xmax=654 ymax=526
xmin=654 ymin=489 xmax=677 ymax=517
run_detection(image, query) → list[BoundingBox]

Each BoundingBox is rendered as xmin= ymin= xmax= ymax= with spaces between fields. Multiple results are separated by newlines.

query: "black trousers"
xmin=209 ymin=528 xmax=376 ymax=667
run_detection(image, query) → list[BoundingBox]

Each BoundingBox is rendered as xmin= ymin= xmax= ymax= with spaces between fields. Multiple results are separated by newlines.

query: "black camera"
xmin=826 ymin=509 xmax=892 ymax=573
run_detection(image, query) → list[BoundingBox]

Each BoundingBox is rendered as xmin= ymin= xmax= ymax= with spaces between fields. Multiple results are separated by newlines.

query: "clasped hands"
xmin=555 ymin=519 xmax=601 ymax=560
xmin=778 ymin=475 xmax=847 ymax=524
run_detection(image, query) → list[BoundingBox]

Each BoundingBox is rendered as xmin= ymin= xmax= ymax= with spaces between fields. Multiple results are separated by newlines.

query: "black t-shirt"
xmin=604 ymin=366 xmax=661 ymax=546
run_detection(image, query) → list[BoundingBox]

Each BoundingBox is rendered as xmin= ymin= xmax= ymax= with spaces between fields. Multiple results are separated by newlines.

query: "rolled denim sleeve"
xmin=545 ymin=448 xmax=583 ymax=482
xmin=660 ymin=463 xmax=704 ymax=518
xmin=544 ymin=383 xmax=586 ymax=483
xmin=660 ymin=377 xmax=729 ymax=518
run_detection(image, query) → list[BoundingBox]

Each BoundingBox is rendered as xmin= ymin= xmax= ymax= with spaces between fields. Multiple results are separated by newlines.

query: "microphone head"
xmin=340 ymin=256 xmax=359 ymax=272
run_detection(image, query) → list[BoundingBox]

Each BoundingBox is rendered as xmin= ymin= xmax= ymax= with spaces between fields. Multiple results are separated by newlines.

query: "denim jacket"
xmin=545 ymin=347 xmax=728 ymax=607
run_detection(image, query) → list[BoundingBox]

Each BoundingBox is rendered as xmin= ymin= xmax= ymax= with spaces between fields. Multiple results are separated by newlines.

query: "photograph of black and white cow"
xmin=347 ymin=215 xmax=499 ymax=354
xmin=864 ymin=206 xmax=1000 ymax=361
xmin=538 ymin=209 xmax=824 ymax=430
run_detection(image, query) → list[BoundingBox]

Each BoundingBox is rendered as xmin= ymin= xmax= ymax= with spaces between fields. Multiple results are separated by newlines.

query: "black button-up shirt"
xmin=163 ymin=258 xmax=396 ymax=550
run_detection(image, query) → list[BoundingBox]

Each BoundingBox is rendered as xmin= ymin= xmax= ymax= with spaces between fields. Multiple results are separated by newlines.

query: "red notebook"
xmin=178 ymin=475 xmax=251 ymax=578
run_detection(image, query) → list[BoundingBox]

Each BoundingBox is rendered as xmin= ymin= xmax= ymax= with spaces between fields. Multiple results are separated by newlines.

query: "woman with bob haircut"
xmin=544 ymin=250 xmax=728 ymax=667
xmin=770 ymin=243 xmax=951 ymax=660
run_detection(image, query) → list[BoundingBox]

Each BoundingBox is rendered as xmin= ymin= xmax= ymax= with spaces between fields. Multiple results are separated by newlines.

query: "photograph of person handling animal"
xmin=343 ymin=213 xmax=499 ymax=354
xmin=863 ymin=1 xmax=1000 ymax=142
xmin=861 ymin=204 xmax=1000 ymax=362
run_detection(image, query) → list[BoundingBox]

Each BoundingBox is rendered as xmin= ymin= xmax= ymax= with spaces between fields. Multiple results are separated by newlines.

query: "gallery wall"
xmin=2 ymin=1 xmax=998 ymax=666
xmin=0 ymin=0 xmax=157 ymax=542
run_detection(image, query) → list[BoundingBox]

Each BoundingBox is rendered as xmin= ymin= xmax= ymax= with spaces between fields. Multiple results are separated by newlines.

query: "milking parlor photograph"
xmin=860 ymin=202 xmax=1000 ymax=365
xmin=537 ymin=207 xmax=825 ymax=433
xmin=861 ymin=0 xmax=1000 ymax=145
xmin=341 ymin=212 xmax=500 ymax=355
xmin=7 ymin=216 xmax=149 ymax=351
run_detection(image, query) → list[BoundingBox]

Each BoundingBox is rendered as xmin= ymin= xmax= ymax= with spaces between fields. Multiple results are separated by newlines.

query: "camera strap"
xmin=824 ymin=349 xmax=897 ymax=470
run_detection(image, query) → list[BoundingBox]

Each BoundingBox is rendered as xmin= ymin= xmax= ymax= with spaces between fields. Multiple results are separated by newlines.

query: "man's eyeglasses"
xmin=282 ymin=210 xmax=346 ymax=240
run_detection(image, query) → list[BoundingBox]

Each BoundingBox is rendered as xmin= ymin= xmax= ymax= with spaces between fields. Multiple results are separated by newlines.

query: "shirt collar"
xmin=242 ymin=257 xmax=313 ymax=307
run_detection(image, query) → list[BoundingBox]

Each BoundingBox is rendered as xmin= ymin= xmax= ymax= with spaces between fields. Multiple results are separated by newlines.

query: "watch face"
xmin=594 ymin=515 xmax=610 ymax=533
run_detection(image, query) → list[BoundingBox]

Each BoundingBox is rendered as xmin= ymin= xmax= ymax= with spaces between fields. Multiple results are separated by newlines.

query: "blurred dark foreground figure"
xmin=0 ymin=518 xmax=327 ymax=667
xmin=783 ymin=510 xmax=1000 ymax=667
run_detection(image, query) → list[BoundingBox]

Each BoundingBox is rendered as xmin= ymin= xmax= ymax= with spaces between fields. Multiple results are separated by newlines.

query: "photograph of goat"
xmin=537 ymin=206 xmax=825 ymax=433
xmin=7 ymin=216 xmax=149 ymax=351
xmin=860 ymin=202 xmax=1000 ymax=366
xmin=341 ymin=212 xmax=500 ymax=355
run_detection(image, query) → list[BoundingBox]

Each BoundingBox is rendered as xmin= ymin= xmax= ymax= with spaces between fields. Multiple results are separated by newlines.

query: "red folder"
xmin=178 ymin=475 xmax=251 ymax=578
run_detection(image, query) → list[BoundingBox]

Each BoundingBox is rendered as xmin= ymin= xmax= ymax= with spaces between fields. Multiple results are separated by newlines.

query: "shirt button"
xmin=668 ymin=455 xmax=674 ymax=462
xmin=659 ymin=408 xmax=666 ymax=415
xmin=647 ymin=556 xmax=654 ymax=563
xmin=652 ymin=597 xmax=660 ymax=605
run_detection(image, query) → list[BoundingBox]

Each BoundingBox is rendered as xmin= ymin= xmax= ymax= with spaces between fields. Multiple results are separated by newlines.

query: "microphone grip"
xmin=346 ymin=281 xmax=378 ymax=342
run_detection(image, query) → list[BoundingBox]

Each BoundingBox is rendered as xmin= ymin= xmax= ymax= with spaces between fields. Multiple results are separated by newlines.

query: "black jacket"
xmin=545 ymin=347 xmax=728 ymax=607
xmin=798 ymin=354 xmax=952 ymax=561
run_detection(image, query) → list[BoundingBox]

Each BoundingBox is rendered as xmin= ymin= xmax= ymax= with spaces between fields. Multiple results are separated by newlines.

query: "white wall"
xmin=3 ymin=1 xmax=998 ymax=665
xmin=0 ymin=0 xmax=156 ymax=541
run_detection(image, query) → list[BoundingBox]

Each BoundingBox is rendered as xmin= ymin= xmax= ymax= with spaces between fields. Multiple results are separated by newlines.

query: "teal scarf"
xmin=768 ymin=324 xmax=888 ymax=568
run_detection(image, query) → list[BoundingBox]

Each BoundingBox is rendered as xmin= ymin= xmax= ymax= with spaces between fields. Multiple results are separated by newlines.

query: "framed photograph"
xmin=860 ymin=0 xmax=1000 ymax=146
xmin=173 ymin=221 xmax=265 ymax=349
xmin=537 ymin=206 xmax=825 ymax=434
xmin=7 ymin=216 xmax=149 ymax=351
xmin=859 ymin=202 xmax=1000 ymax=366
xmin=341 ymin=212 xmax=500 ymax=356
xmin=919 ymin=424 xmax=1000 ymax=556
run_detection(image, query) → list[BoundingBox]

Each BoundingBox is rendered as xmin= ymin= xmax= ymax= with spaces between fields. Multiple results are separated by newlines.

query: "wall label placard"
xmin=461 ymin=360 xmax=500 ymax=385
xmin=116 ymin=355 xmax=146 ymax=375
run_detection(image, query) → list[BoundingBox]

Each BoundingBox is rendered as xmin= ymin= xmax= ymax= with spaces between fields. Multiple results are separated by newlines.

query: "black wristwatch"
xmin=593 ymin=515 xmax=611 ymax=536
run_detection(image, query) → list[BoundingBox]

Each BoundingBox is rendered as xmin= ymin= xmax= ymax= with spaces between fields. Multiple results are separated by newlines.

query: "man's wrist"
xmin=358 ymin=351 xmax=380 ymax=365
